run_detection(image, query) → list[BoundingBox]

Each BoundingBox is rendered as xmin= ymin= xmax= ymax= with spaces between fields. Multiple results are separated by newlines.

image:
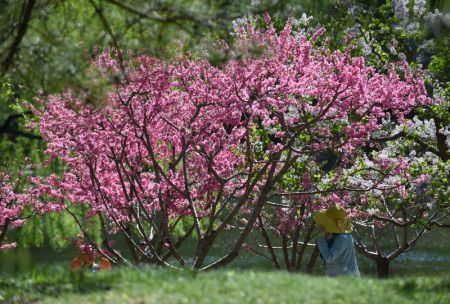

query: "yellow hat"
xmin=313 ymin=205 xmax=352 ymax=233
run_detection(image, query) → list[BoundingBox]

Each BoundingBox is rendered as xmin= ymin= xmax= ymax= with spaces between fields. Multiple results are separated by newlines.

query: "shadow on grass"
xmin=0 ymin=264 xmax=119 ymax=303
xmin=1 ymin=264 xmax=449 ymax=304
xmin=391 ymin=275 xmax=450 ymax=295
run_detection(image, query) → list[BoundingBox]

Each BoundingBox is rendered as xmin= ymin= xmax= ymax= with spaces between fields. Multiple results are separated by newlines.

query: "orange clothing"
xmin=70 ymin=253 xmax=95 ymax=270
xmin=70 ymin=253 xmax=112 ymax=271
xmin=99 ymin=258 xmax=112 ymax=270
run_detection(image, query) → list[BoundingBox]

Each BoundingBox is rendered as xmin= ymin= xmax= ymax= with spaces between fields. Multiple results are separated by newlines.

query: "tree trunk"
xmin=123 ymin=226 xmax=140 ymax=264
xmin=281 ymin=234 xmax=291 ymax=271
xmin=290 ymin=226 xmax=300 ymax=270
xmin=376 ymin=257 xmax=390 ymax=278
xmin=0 ymin=220 xmax=10 ymax=246
xmin=306 ymin=246 xmax=320 ymax=273
xmin=295 ymin=222 xmax=315 ymax=271
xmin=258 ymin=215 xmax=280 ymax=269
xmin=193 ymin=233 xmax=217 ymax=269
xmin=1 ymin=0 xmax=37 ymax=74
xmin=200 ymin=186 xmax=272 ymax=270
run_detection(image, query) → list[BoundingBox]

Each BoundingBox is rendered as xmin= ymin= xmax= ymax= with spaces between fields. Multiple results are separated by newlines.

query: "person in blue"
xmin=313 ymin=205 xmax=360 ymax=277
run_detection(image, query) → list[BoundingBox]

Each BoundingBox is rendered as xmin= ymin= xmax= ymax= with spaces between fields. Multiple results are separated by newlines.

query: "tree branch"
xmin=1 ymin=0 xmax=36 ymax=75
xmin=0 ymin=112 xmax=41 ymax=140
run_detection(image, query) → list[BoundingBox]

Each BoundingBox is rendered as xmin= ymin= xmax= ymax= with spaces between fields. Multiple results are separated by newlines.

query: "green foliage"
xmin=18 ymin=216 xmax=45 ymax=248
xmin=170 ymin=216 xmax=192 ymax=238
xmin=0 ymin=78 xmax=14 ymax=104
xmin=43 ymin=211 xmax=86 ymax=249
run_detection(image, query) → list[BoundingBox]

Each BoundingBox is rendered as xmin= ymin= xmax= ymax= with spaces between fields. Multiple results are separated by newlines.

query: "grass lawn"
xmin=1 ymin=266 xmax=449 ymax=304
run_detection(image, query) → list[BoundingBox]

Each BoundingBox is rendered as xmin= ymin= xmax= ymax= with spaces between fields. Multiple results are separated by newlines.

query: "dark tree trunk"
xmin=290 ymin=226 xmax=300 ymax=270
xmin=0 ymin=221 xmax=9 ymax=246
xmin=1 ymin=0 xmax=37 ymax=74
xmin=306 ymin=245 xmax=320 ymax=273
xmin=258 ymin=215 xmax=280 ymax=269
xmin=124 ymin=226 xmax=140 ymax=264
xmin=281 ymin=234 xmax=291 ymax=271
xmin=376 ymin=257 xmax=390 ymax=278
xmin=193 ymin=233 xmax=217 ymax=269
xmin=200 ymin=178 xmax=276 ymax=271
xmin=295 ymin=222 xmax=315 ymax=271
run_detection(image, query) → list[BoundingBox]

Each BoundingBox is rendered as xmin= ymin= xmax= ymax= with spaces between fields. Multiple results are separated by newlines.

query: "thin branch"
xmin=66 ymin=208 xmax=118 ymax=265
xmin=103 ymin=0 xmax=210 ymax=30
xmin=371 ymin=131 xmax=406 ymax=143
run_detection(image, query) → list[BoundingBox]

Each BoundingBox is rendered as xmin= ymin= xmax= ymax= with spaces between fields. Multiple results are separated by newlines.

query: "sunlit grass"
xmin=1 ymin=265 xmax=448 ymax=304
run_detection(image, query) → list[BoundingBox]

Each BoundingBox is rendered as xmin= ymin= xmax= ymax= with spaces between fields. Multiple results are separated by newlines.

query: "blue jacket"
xmin=316 ymin=233 xmax=360 ymax=277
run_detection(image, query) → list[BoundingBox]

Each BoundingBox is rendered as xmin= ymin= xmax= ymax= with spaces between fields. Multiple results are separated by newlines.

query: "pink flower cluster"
xmin=0 ymin=175 xmax=23 ymax=228
xmin=0 ymin=173 xmax=29 ymax=250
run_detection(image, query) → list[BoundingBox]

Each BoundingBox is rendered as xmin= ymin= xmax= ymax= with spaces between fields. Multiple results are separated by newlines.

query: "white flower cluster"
xmin=290 ymin=13 xmax=313 ymax=28
xmin=231 ymin=16 xmax=254 ymax=36
xmin=413 ymin=0 xmax=426 ymax=17
xmin=289 ymin=14 xmax=316 ymax=38
xmin=343 ymin=155 xmax=381 ymax=195
xmin=355 ymin=30 xmax=374 ymax=56
xmin=432 ymin=83 xmax=448 ymax=102
xmin=418 ymin=39 xmax=435 ymax=53
xmin=344 ymin=24 xmax=361 ymax=37
xmin=406 ymin=21 xmax=420 ymax=35
xmin=409 ymin=116 xmax=436 ymax=143
xmin=389 ymin=0 xmax=432 ymax=35
xmin=371 ymin=115 xmax=404 ymax=143
xmin=388 ymin=38 xmax=398 ymax=55
xmin=392 ymin=0 xmax=409 ymax=20
xmin=348 ymin=5 xmax=357 ymax=17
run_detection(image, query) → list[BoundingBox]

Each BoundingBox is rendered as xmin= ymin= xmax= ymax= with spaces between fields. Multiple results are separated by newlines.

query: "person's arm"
xmin=316 ymin=235 xmax=348 ymax=264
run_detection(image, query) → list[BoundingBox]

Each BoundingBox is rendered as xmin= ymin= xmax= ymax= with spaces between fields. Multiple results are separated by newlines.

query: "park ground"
xmin=1 ymin=265 xmax=449 ymax=304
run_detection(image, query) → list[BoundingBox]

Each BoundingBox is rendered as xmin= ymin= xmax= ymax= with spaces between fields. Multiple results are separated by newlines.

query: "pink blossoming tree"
xmin=29 ymin=15 xmax=430 ymax=270
xmin=0 ymin=171 xmax=24 ymax=251
xmin=0 ymin=165 xmax=50 ymax=251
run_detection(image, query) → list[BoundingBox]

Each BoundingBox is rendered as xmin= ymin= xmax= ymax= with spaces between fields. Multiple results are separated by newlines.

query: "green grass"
xmin=0 ymin=266 xmax=449 ymax=304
